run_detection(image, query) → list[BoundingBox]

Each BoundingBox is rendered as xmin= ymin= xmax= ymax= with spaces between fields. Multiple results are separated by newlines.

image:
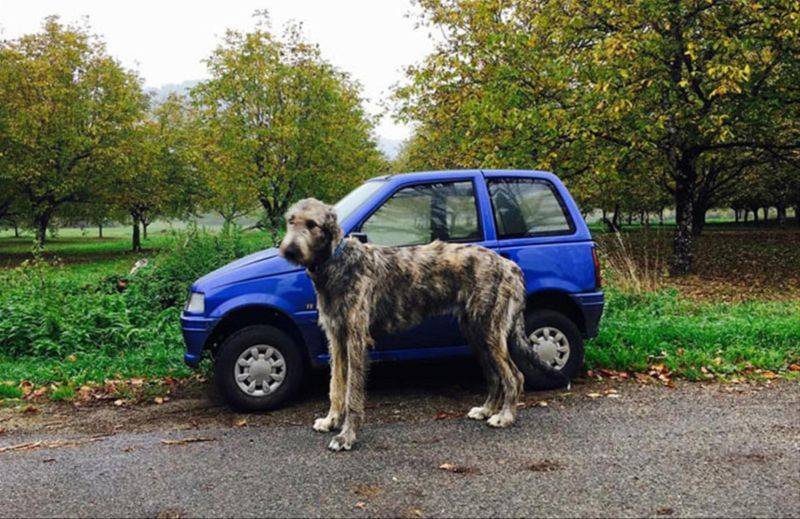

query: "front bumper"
xmin=180 ymin=312 xmax=218 ymax=367
xmin=572 ymin=291 xmax=605 ymax=338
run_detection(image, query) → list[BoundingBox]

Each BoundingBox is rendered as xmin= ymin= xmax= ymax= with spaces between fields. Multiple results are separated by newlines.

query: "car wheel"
xmin=214 ymin=325 xmax=304 ymax=412
xmin=519 ymin=309 xmax=584 ymax=390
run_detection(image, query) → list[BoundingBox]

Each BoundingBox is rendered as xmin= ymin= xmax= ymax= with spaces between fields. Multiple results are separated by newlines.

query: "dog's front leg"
xmin=313 ymin=332 xmax=346 ymax=433
xmin=328 ymin=327 xmax=369 ymax=452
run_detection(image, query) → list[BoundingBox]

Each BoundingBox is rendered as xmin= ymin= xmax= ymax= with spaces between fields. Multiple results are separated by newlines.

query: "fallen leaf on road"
xmin=438 ymin=463 xmax=480 ymax=474
xmin=789 ymin=364 xmax=800 ymax=372
xmin=160 ymin=437 xmax=217 ymax=446
xmin=43 ymin=458 xmax=56 ymax=463
xmin=22 ymin=405 xmax=39 ymax=414
xmin=606 ymin=394 xmax=621 ymax=399
xmin=527 ymin=460 xmax=562 ymax=472
xmin=233 ymin=417 xmax=247 ymax=428
xmin=434 ymin=410 xmax=459 ymax=420
xmin=587 ymin=393 xmax=601 ymax=399
xmin=113 ymin=399 xmax=124 ymax=407
xmin=354 ymin=502 xmax=367 ymax=510
xmin=656 ymin=507 xmax=674 ymax=516
xmin=154 ymin=397 xmax=164 ymax=405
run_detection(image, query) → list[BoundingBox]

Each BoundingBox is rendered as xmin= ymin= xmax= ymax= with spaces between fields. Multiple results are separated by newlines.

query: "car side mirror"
xmin=349 ymin=232 xmax=369 ymax=243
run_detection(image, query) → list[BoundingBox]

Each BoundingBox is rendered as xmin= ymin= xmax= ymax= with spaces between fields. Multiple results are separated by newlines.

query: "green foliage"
xmin=192 ymin=14 xmax=387 ymax=238
xmin=0 ymin=16 xmax=148 ymax=245
xmin=587 ymin=290 xmax=800 ymax=378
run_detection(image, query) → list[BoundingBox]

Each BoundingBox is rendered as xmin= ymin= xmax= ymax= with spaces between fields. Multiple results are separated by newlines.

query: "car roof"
xmin=369 ymin=169 xmax=558 ymax=183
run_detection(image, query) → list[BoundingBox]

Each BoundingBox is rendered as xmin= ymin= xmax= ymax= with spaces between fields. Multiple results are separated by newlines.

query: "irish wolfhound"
xmin=279 ymin=198 xmax=561 ymax=451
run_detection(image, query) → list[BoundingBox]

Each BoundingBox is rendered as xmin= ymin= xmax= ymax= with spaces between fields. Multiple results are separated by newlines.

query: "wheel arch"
xmin=526 ymin=289 xmax=587 ymax=335
xmin=206 ymin=305 xmax=310 ymax=365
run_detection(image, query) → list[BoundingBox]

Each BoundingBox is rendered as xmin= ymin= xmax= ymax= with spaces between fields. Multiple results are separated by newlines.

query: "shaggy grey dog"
xmin=279 ymin=198 xmax=559 ymax=451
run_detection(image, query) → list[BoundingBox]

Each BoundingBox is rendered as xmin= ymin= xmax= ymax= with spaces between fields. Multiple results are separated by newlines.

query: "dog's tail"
xmin=508 ymin=313 xmax=570 ymax=388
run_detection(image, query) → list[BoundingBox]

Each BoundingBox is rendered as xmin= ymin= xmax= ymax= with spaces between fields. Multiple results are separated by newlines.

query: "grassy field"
xmin=0 ymin=223 xmax=798 ymax=403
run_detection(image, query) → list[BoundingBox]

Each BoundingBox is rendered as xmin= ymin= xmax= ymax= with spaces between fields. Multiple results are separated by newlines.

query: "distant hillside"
xmin=147 ymin=80 xmax=202 ymax=102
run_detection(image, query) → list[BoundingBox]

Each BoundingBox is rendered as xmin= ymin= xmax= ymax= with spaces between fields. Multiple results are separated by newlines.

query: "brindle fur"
xmin=280 ymin=198 xmax=544 ymax=451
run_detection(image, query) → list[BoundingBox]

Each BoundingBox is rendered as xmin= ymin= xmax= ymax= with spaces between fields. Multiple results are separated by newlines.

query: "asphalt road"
xmin=0 ymin=375 xmax=798 ymax=518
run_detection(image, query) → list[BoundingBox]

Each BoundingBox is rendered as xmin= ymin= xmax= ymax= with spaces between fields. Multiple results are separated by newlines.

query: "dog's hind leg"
xmin=463 ymin=325 xmax=503 ymax=421
xmin=313 ymin=332 xmax=347 ymax=433
xmin=328 ymin=324 xmax=370 ymax=452
xmin=484 ymin=330 xmax=523 ymax=428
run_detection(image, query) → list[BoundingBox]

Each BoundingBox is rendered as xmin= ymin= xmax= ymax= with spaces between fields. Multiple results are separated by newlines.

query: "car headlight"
xmin=185 ymin=292 xmax=205 ymax=314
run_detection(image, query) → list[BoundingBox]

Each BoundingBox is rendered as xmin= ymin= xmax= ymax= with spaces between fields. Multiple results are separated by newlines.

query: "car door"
xmin=483 ymin=174 xmax=591 ymax=294
xmin=356 ymin=177 xmax=488 ymax=352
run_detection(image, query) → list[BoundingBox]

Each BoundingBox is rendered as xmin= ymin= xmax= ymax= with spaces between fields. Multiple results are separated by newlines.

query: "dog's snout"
xmin=281 ymin=242 xmax=300 ymax=262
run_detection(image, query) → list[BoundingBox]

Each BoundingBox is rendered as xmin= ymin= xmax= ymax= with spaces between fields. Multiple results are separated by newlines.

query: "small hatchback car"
xmin=181 ymin=170 xmax=604 ymax=411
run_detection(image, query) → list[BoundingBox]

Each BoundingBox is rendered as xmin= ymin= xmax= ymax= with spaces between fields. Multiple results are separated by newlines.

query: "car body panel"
xmin=181 ymin=169 xmax=604 ymax=368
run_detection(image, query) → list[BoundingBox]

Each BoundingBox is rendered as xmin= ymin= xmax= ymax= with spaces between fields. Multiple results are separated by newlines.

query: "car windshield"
xmin=334 ymin=180 xmax=385 ymax=221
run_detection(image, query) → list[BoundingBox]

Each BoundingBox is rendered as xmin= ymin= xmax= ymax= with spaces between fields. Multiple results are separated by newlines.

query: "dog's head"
xmin=279 ymin=198 xmax=342 ymax=268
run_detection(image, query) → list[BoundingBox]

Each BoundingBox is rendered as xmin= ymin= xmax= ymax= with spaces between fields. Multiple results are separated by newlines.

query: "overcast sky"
xmin=0 ymin=0 xmax=435 ymax=141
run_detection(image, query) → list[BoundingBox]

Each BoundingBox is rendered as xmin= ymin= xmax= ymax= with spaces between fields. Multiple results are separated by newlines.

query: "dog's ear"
xmin=322 ymin=205 xmax=342 ymax=240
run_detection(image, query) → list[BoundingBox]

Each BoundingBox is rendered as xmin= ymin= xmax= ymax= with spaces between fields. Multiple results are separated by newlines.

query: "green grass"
xmin=586 ymin=289 xmax=800 ymax=379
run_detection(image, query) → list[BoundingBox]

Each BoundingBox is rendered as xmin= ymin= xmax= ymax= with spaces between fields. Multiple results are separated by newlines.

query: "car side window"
xmin=361 ymin=181 xmax=481 ymax=246
xmin=488 ymin=178 xmax=574 ymax=238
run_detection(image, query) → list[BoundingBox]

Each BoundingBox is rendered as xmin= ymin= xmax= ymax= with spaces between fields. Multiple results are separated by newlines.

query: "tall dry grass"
xmin=598 ymin=230 xmax=668 ymax=294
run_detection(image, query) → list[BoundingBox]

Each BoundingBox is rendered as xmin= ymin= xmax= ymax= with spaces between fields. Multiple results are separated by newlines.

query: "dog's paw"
xmin=487 ymin=410 xmax=515 ymax=428
xmin=467 ymin=406 xmax=491 ymax=420
xmin=328 ymin=434 xmax=354 ymax=452
xmin=313 ymin=416 xmax=337 ymax=433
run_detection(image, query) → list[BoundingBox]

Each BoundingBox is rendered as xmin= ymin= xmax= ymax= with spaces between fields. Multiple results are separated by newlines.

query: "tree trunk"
xmin=777 ymin=204 xmax=787 ymax=226
xmin=34 ymin=212 xmax=51 ymax=247
xmin=627 ymin=213 xmax=633 ymax=226
xmin=659 ymin=208 xmax=664 ymax=226
xmin=734 ymin=209 xmax=739 ymax=223
xmin=98 ymin=223 xmax=103 ymax=238
xmin=762 ymin=207 xmax=769 ymax=222
xmin=142 ymin=221 xmax=149 ymax=240
xmin=744 ymin=209 xmax=749 ymax=223
xmin=13 ymin=222 xmax=19 ymax=238
xmin=131 ymin=215 xmax=141 ymax=252
xmin=692 ymin=203 xmax=708 ymax=237
xmin=671 ymin=176 xmax=695 ymax=276
xmin=751 ymin=207 xmax=759 ymax=224
xmin=795 ymin=205 xmax=800 ymax=225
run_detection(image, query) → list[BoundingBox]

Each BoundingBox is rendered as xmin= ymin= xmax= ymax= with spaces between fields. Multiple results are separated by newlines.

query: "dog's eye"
xmin=306 ymin=220 xmax=317 ymax=230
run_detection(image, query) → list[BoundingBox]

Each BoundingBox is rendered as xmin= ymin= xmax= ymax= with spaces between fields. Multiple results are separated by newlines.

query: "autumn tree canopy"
xmin=395 ymin=0 xmax=800 ymax=274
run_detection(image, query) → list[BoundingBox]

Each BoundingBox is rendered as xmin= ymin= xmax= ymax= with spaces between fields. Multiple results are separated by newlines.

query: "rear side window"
xmin=361 ymin=181 xmax=481 ymax=246
xmin=488 ymin=178 xmax=574 ymax=238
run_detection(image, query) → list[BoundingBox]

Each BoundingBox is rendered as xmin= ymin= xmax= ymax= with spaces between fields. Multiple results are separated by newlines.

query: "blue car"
xmin=181 ymin=170 xmax=604 ymax=411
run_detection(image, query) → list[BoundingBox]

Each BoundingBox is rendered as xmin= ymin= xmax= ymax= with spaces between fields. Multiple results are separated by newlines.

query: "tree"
xmin=109 ymin=95 xmax=202 ymax=251
xmin=192 ymin=14 xmax=386 ymax=242
xmin=0 ymin=17 xmax=148 ymax=246
xmin=396 ymin=0 xmax=800 ymax=274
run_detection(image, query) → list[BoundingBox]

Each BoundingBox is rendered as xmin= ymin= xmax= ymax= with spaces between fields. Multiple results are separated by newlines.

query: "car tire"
xmin=214 ymin=325 xmax=305 ymax=412
xmin=518 ymin=309 xmax=584 ymax=390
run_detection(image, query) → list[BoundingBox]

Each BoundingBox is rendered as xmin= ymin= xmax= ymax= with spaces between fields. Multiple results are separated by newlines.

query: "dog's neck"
xmin=307 ymin=235 xmax=346 ymax=276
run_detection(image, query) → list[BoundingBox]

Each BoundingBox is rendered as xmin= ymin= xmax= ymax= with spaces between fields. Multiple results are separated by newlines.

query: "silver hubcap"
xmin=234 ymin=345 xmax=286 ymax=397
xmin=529 ymin=327 xmax=570 ymax=370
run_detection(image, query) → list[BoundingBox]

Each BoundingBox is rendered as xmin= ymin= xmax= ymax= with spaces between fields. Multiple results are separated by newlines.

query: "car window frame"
xmin=486 ymin=177 xmax=576 ymax=240
xmin=355 ymin=179 xmax=485 ymax=246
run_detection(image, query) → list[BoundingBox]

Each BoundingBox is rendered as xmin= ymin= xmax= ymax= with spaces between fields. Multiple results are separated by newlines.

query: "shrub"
xmin=0 ymin=227 xmax=264 ymax=362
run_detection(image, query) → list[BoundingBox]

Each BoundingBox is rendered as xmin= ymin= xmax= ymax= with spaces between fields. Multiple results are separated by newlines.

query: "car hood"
xmin=192 ymin=247 xmax=302 ymax=292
